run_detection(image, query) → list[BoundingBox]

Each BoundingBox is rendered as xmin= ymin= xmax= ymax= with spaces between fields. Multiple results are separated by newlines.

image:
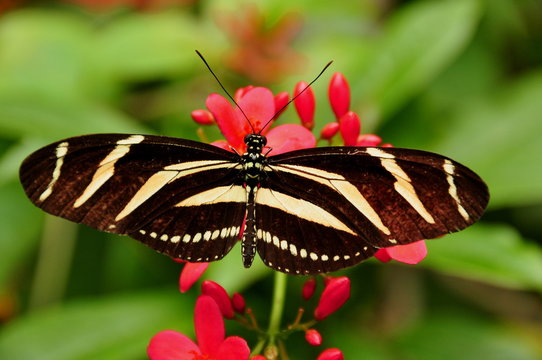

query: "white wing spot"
xmin=183 ymin=234 xmax=191 ymax=243
xmin=310 ymin=252 xmax=318 ymax=261
xmin=321 ymin=254 xmax=329 ymax=261
xmin=344 ymin=255 xmax=351 ymax=260
xmin=333 ymin=255 xmax=340 ymax=261
xmin=212 ymin=229 xmax=220 ymax=240
xmin=171 ymin=235 xmax=181 ymax=243
xmin=193 ymin=233 xmax=202 ymax=243
xmin=150 ymin=232 xmax=157 ymax=238
xmin=389 ymin=239 xmax=397 ymax=244
xmin=139 ymin=230 xmax=146 ymax=235
xmin=280 ymin=240 xmax=288 ymax=250
xmin=221 ymin=227 xmax=228 ymax=238
xmin=203 ymin=231 xmax=212 ymax=241
xmin=160 ymin=234 xmax=168 ymax=241
xmin=289 ymin=244 xmax=298 ymax=256
xmin=300 ymin=249 xmax=308 ymax=258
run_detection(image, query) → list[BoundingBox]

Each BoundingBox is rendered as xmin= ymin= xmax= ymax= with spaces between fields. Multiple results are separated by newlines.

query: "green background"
xmin=0 ymin=0 xmax=541 ymax=358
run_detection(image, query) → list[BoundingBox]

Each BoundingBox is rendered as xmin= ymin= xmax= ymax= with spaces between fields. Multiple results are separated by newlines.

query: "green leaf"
xmin=0 ymin=290 xmax=192 ymax=360
xmin=430 ymin=71 xmax=542 ymax=208
xmin=352 ymin=0 xmax=482 ymax=120
xmin=396 ymin=313 xmax=540 ymax=360
xmin=0 ymin=181 xmax=43 ymax=289
xmin=0 ymin=94 xmax=149 ymax=139
xmin=423 ymin=223 xmax=542 ymax=292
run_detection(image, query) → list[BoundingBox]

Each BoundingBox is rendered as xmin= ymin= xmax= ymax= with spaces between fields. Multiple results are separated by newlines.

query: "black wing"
xmin=255 ymin=146 xmax=488 ymax=273
xmin=19 ymin=134 xmax=246 ymax=262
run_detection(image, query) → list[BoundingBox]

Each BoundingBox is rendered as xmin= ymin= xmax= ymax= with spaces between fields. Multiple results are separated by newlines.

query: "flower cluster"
xmin=151 ymin=71 xmax=431 ymax=359
xmin=148 ymin=278 xmax=348 ymax=359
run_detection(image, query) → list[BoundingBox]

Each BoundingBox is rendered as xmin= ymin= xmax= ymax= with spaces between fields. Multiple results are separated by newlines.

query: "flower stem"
xmin=267 ymin=271 xmax=287 ymax=344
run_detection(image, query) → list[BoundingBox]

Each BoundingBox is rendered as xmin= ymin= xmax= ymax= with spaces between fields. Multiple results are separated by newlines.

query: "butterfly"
xmin=19 ymin=128 xmax=489 ymax=275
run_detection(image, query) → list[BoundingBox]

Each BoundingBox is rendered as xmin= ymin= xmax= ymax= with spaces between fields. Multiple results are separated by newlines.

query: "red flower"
xmin=201 ymin=281 xmax=234 ymax=319
xmin=232 ymin=293 xmax=246 ymax=314
xmin=317 ymin=348 xmax=344 ymax=360
xmin=148 ymin=295 xmax=250 ymax=360
xmin=197 ymin=86 xmax=315 ymax=155
xmin=178 ymin=261 xmax=209 ymax=293
xmin=314 ymin=276 xmax=350 ymax=321
xmin=374 ymin=240 xmax=427 ymax=264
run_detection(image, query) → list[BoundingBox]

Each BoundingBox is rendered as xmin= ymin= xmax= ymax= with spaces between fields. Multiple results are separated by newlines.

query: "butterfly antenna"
xmin=195 ymin=50 xmax=255 ymax=133
xmin=259 ymin=60 xmax=333 ymax=135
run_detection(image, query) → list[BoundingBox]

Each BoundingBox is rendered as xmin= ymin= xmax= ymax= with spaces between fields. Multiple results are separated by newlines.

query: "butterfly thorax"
xmin=241 ymin=134 xmax=267 ymax=187
xmin=240 ymin=133 xmax=267 ymax=268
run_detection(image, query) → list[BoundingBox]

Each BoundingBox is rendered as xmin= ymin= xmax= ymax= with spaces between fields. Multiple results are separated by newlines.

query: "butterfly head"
xmin=244 ymin=134 xmax=267 ymax=154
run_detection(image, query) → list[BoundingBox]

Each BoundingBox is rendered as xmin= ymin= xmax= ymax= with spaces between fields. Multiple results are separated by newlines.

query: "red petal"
xmin=194 ymin=295 xmax=225 ymax=354
xmin=293 ymin=81 xmax=315 ymax=129
xmin=339 ymin=111 xmax=360 ymax=146
xmin=232 ymin=293 xmax=246 ymax=314
xmin=385 ymin=240 xmax=427 ymax=264
xmin=206 ymin=94 xmax=245 ymax=150
xmin=237 ymin=87 xmax=275 ymax=134
xmin=266 ymin=124 xmax=316 ymax=155
xmin=320 ymin=122 xmax=340 ymax=140
xmin=179 ymin=262 xmax=209 ymax=293
xmin=374 ymin=248 xmax=392 ymax=262
xmin=305 ymin=329 xmax=323 ymax=346
xmin=273 ymin=91 xmax=290 ymax=119
xmin=213 ymin=336 xmax=251 ymax=360
xmin=210 ymin=140 xmax=232 ymax=151
xmin=147 ymin=330 xmax=201 ymax=360
xmin=251 ymin=356 xmax=267 ymax=360
xmin=356 ymin=134 xmax=382 ymax=147
xmin=328 ymin=73 xmax=350 ymax=119
xmin=314 ymin=276 xmax=350 ymax=321
xmin=201 ymin=280 xmax=235 ymax=319
xmin=302 ymin=277 xmax=317 ymax=300
xmin=234 ymin=86 xmax=255 ymax=103
xmin=317 ymin=348 xmax=344 ymax=360
xmin=191 ymin=109 xmax=215 ymax=125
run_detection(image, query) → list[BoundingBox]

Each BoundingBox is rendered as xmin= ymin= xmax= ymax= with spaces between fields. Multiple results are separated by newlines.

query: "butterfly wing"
xmin=19 ymin=134 xmax=246 ymax=261
xmin=256 ymin=146 xmax=488 ymax=273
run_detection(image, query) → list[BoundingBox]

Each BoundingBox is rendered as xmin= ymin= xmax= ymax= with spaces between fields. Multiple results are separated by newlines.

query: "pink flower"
xmin=293 ymin=81 xmax=316 ymax=129
xmin=314 ymin=276 xmax=350 ymax=321
xmin=328 ymin=73 xmax=350 ymax=119
xmin=317 ymin=348 xmax=344 ymax=360
xmin=148 ymin=295 xmax=250 ymax=360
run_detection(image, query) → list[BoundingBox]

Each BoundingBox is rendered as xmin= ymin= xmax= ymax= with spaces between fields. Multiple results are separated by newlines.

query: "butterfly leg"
xmin=242 ymin=186 xmax=258 ymax=268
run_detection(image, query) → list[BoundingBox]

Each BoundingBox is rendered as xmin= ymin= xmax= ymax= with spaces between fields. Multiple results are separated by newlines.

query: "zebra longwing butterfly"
xmin=19 ymin=130 xmax=488 ymax=275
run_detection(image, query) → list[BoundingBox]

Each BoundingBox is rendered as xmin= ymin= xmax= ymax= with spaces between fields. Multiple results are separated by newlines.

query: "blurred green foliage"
xmin=0 ymin=0 xmax=541 ymax=359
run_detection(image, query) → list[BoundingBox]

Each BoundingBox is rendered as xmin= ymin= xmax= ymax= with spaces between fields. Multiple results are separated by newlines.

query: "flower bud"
xmin=356 ymin=134 xmax=382 ymax=147
xmin=232 ymin=292 xmax=246 ymax=314
xmin=314 ymin=276 xmax=350 ymax=321
xmin=328 ymin=73 xmax=350 ymax=119
xmin=317 ymin=348 xmax=344 ymax=360
xmin=320 ymin=122 xmax=340 ymax=140
xmin=201 ymin=280 xmax=234 ymax=318
xmin=293 ymin=81 xmax=315 ymax=130
xmin=302 ymin=277 xmax=317 ymax=300
xmin=191 ymin=109 xmax=215 ymax=125
xmin=339 ymin=111 xmax=360 ymax=146
xmin=274 ymin=91 xmax=290 ymax=118
xmin=305 ymin=329 xmax=322 ymax=346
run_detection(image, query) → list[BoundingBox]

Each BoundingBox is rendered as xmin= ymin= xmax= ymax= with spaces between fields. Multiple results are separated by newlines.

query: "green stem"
xmin=267 ymin=271 xmax=288 ymax=344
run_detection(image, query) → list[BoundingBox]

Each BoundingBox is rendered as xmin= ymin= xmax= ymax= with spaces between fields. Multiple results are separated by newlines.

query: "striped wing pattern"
xmin=20 ymin=134 xmax=489 ymax=275
xmin=256 ymin=146 xmax=488 ymax=273
xmin=19 ymin=134 xmax=246 ymax=262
